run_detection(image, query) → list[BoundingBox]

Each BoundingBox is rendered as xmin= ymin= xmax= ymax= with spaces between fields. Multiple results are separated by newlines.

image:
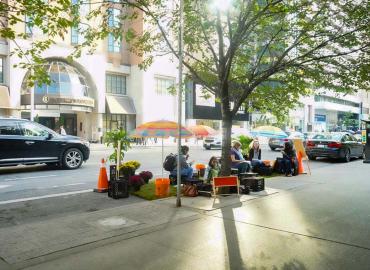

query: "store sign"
xmin=41 ymin=95 xmax=95 ymax=107
xmin=185 ymin=82 xmax=249 ymax=121
xmin=314 ymin=114 xmax=326 ymax=122
xmin=21 ymin=94 xmax=94 ymax=107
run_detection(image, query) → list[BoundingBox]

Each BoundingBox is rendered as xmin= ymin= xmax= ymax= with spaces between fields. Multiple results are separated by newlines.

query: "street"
xmin=0 ymin=142 xmax=337 ymax=203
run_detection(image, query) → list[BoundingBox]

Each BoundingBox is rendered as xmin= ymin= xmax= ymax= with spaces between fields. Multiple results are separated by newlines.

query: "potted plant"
xmin=139 ymin=171 xmax=153 ymax=184
xmin=129 ymin=175 xmax=145 ymax=191
xmin=119 ymin=160 xmax=141 ymax=179
xmin=104 ymin=129 xmax=131 ymax=165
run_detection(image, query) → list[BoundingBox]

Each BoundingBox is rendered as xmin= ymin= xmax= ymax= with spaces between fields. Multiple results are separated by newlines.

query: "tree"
xmin=110 ymin=0 xmax=369 ymax=174
xmin=2 ymin=0 xmax=369 ymax=174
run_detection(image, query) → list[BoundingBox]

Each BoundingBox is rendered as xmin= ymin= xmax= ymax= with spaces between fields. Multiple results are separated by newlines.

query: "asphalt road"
xmin=0 ymin=143 xmax=349 ymax=204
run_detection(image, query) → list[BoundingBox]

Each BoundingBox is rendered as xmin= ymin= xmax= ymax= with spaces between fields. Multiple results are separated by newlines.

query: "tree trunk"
xmin=220 ymin=112 xmax=232 ymax=176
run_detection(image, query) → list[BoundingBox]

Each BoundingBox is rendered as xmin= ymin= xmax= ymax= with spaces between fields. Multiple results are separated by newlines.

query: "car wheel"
xmin=270 ymin=147 xmax=276 ymax=151
xmin=307 ymin=155 xmax=316 ymax=160
xmin=343 ymin=149 xmax=351 ymax=163
xmin=62 ymin=148 xmax=83 ymax=169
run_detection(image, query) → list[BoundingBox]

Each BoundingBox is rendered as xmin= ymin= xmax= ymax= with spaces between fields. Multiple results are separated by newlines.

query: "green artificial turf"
xmin=132 ymin=181 xmax=177 ymax=200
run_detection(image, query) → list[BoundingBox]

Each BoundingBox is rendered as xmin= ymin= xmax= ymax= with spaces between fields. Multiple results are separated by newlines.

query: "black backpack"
xmin=163 ymin=153 xmax=176 ymax=171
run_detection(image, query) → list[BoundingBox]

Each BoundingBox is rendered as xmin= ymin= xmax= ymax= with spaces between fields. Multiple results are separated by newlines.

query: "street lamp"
xmin=176 ymin=0 xmax=184 ymax=207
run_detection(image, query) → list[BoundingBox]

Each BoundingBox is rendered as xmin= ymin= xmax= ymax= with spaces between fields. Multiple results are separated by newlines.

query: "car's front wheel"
xmin=307 ymin=155 xmax=316 ymax=160
xmin=62 ymin=148 xmax=83 ymax=169
xmin=270 ymin=147 xmax=276 ymax=151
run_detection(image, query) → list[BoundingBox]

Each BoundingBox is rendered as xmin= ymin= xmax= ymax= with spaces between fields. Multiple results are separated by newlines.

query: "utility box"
xmin=361 ymin=120 xmax=370 ymax=163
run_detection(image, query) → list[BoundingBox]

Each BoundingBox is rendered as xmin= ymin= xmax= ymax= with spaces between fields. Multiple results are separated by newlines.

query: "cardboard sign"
xmin=292 ymin=138 xmax=307 ymax=159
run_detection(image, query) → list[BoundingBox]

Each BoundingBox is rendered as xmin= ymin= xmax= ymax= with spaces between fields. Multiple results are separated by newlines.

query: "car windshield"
xmin=312 ymin=133 xmax=342 ymax=141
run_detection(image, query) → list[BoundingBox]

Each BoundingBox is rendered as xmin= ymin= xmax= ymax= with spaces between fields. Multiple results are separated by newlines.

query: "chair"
xmin=212 ymin=176 xmax=240 ymax=197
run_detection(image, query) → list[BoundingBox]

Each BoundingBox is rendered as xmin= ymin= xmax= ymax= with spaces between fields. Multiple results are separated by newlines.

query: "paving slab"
xmin=23 ymin=216 xmax=370 ymax=270
xmin=0 ymin=200 xmax=200 ymax=264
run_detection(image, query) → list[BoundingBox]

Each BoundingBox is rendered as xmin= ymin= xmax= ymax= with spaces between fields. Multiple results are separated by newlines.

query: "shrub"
xmin=129 ymin=175 xmax=145 ymax=191
xmin=139 ymin=171 xmax=153 ymax=184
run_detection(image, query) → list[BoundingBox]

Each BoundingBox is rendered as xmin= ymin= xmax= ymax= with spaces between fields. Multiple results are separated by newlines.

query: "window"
xmin=103 ymin=114 xmax=127 ymax=133
xmin=155 ymin=77 xmax=175 ymax=95
xmin=108 ymin=34 xmax=121 ymax=52
xmin=20 ymin=122 xmax=50 ymax=137
xmin=25 ymin=15 xmax=33 ymax=36
xmin=314 ymin=95 xmax=360 ymax=108
xmin=106 ymin=73 xmax=126 ymax=95
xmin=107 ymin=8 xmax=121 ymax=52
xmin=71 ymin=27 xmax=79 ymax=44
xmin=0 ymin=120 xmax=21 ymax=136
xmin=0 ymin=57 xmax=3 ymax=83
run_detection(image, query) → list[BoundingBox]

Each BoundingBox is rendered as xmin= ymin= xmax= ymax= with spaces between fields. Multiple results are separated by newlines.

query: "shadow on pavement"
xmin=0 ymin=164 xmax=59 ymax=175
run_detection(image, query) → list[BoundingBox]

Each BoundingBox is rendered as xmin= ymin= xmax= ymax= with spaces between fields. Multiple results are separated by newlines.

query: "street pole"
xmin=176 ymin=0 xmax=184 ymax=208
xmin=30 ymin=28 xmax=34 ymax=121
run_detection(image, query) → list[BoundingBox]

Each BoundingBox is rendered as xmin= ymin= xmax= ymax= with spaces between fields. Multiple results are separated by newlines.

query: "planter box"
xmin=108 ymin=178 xmax=129 ymax=199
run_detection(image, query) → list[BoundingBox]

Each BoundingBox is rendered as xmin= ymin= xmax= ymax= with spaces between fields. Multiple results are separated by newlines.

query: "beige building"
xmin=0 ymin=1 xmax=183 ymax=141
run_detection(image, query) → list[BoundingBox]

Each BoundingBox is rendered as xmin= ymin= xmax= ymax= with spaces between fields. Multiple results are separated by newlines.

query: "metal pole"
xmin=30 ymin=28 xmax=34 ymax=121
xmin=176 ymin=0 xmax=184 ymax=207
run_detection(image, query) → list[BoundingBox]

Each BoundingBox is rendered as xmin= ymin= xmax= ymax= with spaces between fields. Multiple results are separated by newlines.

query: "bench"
xmin=212 ymin=176 xmax=240 ymax=197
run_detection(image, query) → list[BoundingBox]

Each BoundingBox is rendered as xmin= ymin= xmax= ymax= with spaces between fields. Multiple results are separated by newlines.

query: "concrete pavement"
xmin=0 ymin=158 xmax=369 ymax=269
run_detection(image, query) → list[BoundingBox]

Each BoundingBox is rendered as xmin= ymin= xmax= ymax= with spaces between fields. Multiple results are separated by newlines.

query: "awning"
xmin=106 ymin=95 xmax=136 ymax=114
xmin=0 ymin=85 xmax=12 ymax=109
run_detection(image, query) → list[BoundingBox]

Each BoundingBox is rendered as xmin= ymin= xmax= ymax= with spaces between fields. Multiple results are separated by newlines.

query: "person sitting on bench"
xmin=204 ymin=156 xmax=220 ymax=183
xmin=171 ymin=145 xmax=194 ymax=180
xmin=248 ymin=139 xmax=264 ymax=169
xmin=281 ymin=141 xmax=297 ymax=177
xmin=230 ymin=140 xmax=251 ymax=174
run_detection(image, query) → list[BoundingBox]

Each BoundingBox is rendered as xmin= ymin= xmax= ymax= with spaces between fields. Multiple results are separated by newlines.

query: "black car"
xmin=0 ymin=118 xmax=90 ymax=169
xmin=305 ymin=132 xmax=364 ymax=162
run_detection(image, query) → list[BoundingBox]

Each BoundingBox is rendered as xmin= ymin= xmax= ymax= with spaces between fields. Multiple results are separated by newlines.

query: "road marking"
xmin=2 ymin=175 xmax=58 ymax=182
xmin=0 ymin=185 xmax=11 ymax=189
xmin=0 ymin=189 xmax=93 ymax=205
xmin=51 ymin=183 xmax=85 ymax=188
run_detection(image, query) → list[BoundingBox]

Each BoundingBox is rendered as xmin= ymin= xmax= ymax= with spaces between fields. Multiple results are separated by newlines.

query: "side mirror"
xmin=46 ymin=133 xmax=53 ymax=140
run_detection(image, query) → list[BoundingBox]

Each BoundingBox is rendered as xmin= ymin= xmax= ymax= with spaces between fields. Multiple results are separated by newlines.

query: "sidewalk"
xmin=1 ymin=160 xmax=370 ymax=269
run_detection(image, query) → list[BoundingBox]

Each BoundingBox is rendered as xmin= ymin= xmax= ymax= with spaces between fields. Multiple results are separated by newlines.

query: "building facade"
xmin=0 ymin=1 xmax=183 ymax=142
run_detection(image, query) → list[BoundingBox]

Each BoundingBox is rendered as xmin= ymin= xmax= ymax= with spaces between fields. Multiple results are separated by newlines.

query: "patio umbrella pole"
xmin=161 ymin=136 xmax=164 ymax=178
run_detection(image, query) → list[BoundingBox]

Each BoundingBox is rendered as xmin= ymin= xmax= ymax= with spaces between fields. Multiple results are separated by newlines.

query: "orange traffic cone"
xmin=94 ymin=158 xmax=109 ymax=193
xmin=297 ymin=151 xmax=305 ymax=174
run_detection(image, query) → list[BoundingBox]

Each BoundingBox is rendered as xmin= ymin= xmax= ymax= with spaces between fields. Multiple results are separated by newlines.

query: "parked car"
xmin=0 ymin=118 xmax=90 ymax=169
xmin=305 ymin=132 xmax=364 ymax=162
xmin=268 ymin=131 xmax=305 ymax=150
xmin=203 ymin=135 xmax=222 ymax=150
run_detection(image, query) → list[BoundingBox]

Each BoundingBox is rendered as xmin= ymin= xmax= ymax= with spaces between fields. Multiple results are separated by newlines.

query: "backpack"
xmin=163 ymin=153 xmax=176 ymax=171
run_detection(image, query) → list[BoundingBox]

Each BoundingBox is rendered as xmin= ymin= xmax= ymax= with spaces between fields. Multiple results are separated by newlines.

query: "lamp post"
xmin=176 ymin=0 xmax=184 ymax=207
xmin=29 ymin=27 xmax=34 ymax=121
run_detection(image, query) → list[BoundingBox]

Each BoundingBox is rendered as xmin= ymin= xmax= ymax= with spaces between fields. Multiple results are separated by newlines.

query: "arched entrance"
xmin=20 ymin=60 xmax=96 ymax=136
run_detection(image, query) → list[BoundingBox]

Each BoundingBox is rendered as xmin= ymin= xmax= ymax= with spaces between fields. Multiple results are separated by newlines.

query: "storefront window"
xmin=103 ymin=114 xmax=127 ymax=133
xmin=106 ymin=73 xmax=126 ymax=95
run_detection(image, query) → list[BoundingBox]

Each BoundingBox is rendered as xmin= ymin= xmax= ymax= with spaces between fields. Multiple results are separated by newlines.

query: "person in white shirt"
xmin=60 ymin=125 xmax=67 ymax=135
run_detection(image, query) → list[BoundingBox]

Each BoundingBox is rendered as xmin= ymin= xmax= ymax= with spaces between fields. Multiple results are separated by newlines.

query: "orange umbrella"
xmin=188 ymin=125 xmax=216 ymax=137
xmin=129 ymin=120 xmax=193 ymax=177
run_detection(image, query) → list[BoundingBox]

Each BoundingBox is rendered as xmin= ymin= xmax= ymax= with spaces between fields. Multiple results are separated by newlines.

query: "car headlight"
xmin=83 ymin=140 xmax=90 ymax=147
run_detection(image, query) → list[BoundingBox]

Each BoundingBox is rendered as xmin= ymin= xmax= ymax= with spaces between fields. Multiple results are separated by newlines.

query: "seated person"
xmin=230 ymin=140 xmax=251 ymax=174
xmin=204 ymin=156 xmax=220 ymax=183
xmin=248 ymin=139 xmax=264 ymax=168
xmin=171 ymin=145 xmax=194 ymax=180
xmin=281 ymin=141 xmax=297 ymax=177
